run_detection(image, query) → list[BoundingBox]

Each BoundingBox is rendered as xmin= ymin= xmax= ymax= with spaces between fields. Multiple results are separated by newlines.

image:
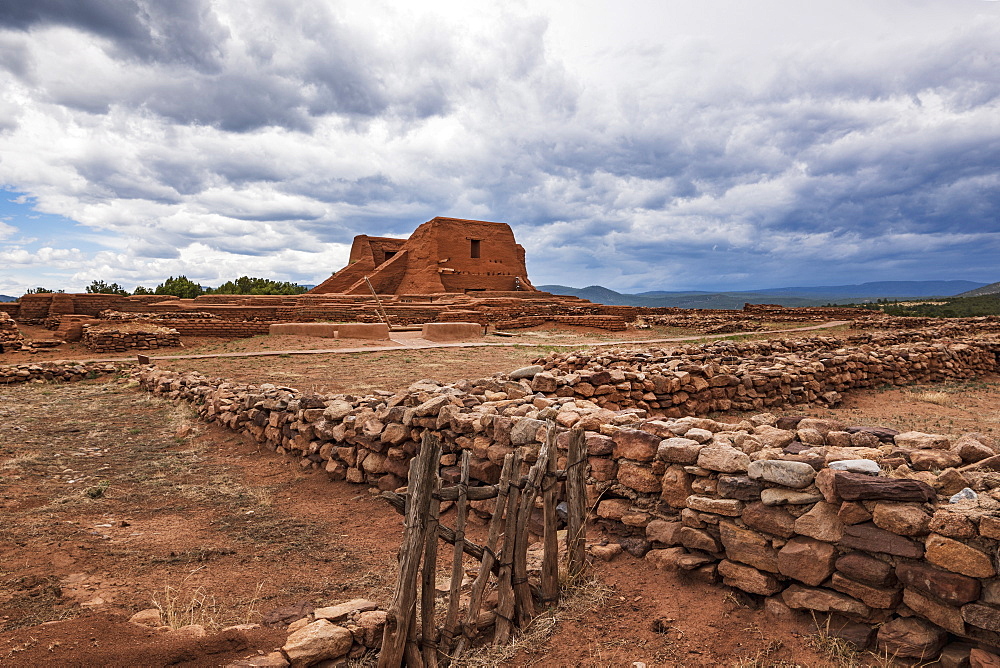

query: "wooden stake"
xmin=455 ymin=452 xmax=517 ymax=657
xmin=493 ymin=454 xmax=522 ymax=645
xmin=540 ymin=424 xmax=560 ymax=606
xmin=512 ymin=439 xmax=549 ymax=628
xmin=420 ymin=472 xmax=442 ymax=668
xmin=565 ymin=426 xmax=588 ymax=579
xmin=441 ymin=450 xmax=470 ymax=655
xmin=379 ymin=433 xmax=441 ymax=668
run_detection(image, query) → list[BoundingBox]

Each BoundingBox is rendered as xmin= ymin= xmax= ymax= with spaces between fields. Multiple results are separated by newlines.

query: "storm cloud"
xmin=0 ymin=0 xmax=998 ymax=294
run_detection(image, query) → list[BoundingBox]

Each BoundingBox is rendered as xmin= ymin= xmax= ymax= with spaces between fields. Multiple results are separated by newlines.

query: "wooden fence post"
xmin=379 ymin=433 xmax=441 ymax=668
xmin=541 ymin=424 xmax=560 ymax=606
xmin=565 ymin=426 xmax=588 ymax=579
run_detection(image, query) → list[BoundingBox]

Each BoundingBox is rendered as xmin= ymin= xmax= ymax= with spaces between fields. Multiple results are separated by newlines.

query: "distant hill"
xmin=0 ymin=294 xmax=16 ymax=302
xmin=539 ymin=280 xmax=989 ymax=309
xmin=956 ymin=281 xmax=1000 ymax=298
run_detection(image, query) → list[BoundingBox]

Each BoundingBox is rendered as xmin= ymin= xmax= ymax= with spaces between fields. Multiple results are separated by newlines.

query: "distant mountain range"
xmin=0 ymin=294 xmax=16 ymax=302
xmin=538 ymin=280 xmax=991 ymax=309
xmin=957 ymin=281 xmax=1000 ymax=298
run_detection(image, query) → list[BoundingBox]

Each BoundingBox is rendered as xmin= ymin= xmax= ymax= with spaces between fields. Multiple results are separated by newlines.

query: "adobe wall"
xmin=82 ymin=325 xmax=182 ymax=353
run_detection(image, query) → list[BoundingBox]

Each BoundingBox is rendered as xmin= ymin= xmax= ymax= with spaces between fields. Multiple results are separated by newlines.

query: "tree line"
xmin=25 ymin=276 xmax=308 ymax=298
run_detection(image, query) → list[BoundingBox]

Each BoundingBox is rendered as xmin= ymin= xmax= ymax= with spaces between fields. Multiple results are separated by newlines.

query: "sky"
xmin=0 ymin=0 xmax=999 ymax=296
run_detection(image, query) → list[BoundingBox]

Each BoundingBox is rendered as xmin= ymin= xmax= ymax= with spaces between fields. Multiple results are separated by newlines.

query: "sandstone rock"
xmin=877 ymin=617 xmax=947 ymax=660
xmin=828 ymin=459 xmax=881 ymax=475
xmin=282 ymin=619 xmax=353 ymax=666
xmin=777 ymin=536 xmax=836 ymax=586
xmin=675 ymin=551 xmax=716 ymax=570
xmin=313 ymin=599 xmax=379 ymax=623
xmin=613 ymin=428 xmax=661 ymax=461
xmin=933 ymin=468 xmax=972 ymax=496
xmin=929 ymin=509 xmax=977 ymax=538
xmin=755 ymin=426 xmax=797 ymax=449
xmin=903 ymin=588 xmax=965 ymax=635
xmin=835 ymin=552 xmax=895 ymax=587
xmin=510 ymin=418 xmax=546 ymax=445
xmin=323 ymin=400 xmax=353 ymax=421
xmin=718 ymin=559 xmax=783 ymax=595
xmin=936 ymin=642 xmax=977 ymax=668
xmin=355 ymin=610 xmax=386 ymax=648
xmin=679 ymin=527 xmax=722 ymax=553
xmin=586 ymin=433 xmax=615 ymax=456
xmin=715 ymin=474 xmax=764 ymax=501
xmin=962 ymin=602 xmax=1000 ymax=633
xmin=970 ymin=648 xmax=1000 ymax=668
xmin=742 ymin=502 xmax=796 ymax=538
xmin=981 ymin=515 xmax=1000 ymax=540
xmin=719 ymin=522 xmax=779 ymax=572
xmin=760 ymin=488 xmax=822 ymax=506
xmin=871 ymin=502 xmax=931 ymax=536
xmin=509 ymin=365 xmax=544 ymax=379
xmin=617 ymin=462 xmax=661 ymax=493
xmin=834 ymin=471 xmax=935 ymax=502
xmin=895 ymin=561 xmax=980 ymax=605
xmin=646 ymin=520 xmax=684 ymax=545
xmin=837 ymin=501 xmax=872 ymax=525
xmin=895 ymin=431 xmax=951 ymax=450
xmin=686 ymin=495 xmax=743 ymax=516
xmin=925 ymin=534 xmax=996 ymax=578
xmin=590 ymin=543 xmax=624 ymax=561
xmin=657 ymin=437 xmax=703 ymax=464
xmin=830 ymin=572 xmax=901 ymax=609
xmin=660 ymin=465 xmax=694 ymax=508
xmin=645 ymin=546 xmax=685 ymax=570
xmin=840 ymin=523 xmax=924 ymax=558
xmin=696 ymin=444 xmax=750 ymax=473
xmin=781 ymin=584 xmax=869 ymax=617
xmin=596 ymin=498 xmax=631 ymax=521
xmin=685 ymin=427 xmax=714 ymax=444
xmin=910 ymin=449 xmax=963 ymax=471
xmin=794 ymin=501 xmax=844 ymax=542
xmin=953 ymin=433 xmax=998 ymax=464
xmin=747 ymin=459 xmax=816 ymax=489
xmin=169 ymin=624 xmax=207 ymax=639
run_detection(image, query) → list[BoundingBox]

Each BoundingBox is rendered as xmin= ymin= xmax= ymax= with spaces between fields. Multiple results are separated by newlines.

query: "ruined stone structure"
xmin=310 ymin=217 xmax=536 ymax=295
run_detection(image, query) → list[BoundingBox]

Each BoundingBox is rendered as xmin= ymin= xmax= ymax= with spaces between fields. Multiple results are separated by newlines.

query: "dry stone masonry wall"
xmin=81 ymin=324 xmax=182 ymax=353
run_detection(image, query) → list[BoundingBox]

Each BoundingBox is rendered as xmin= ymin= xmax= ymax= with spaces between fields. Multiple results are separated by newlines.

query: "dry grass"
xmin=449 ymin=575 xmax=614 ymax=668
xmin=912 ymin=390 xmax=954 ymax=407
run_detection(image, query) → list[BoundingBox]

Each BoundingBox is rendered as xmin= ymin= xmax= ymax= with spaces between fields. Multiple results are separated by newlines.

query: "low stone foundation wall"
xmin=0 ymin=361 xmax=128 ymax=384
xmin=154 ymin=320 xmax=273 ymax=337
xmin=82 ymin=325 xmax=182 ymax=353
xmin=0 ymin=311 xmax=25 ymax=351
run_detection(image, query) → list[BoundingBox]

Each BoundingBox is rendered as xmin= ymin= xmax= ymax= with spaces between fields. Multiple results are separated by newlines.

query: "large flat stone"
xmin=742 ymin=502 xmax=796 ymax=538
xmin=685 ymin=495 xmax=743 ymax=516
xmin=896 ymin=561 xmax=980 ymax=605
xmin=925 ymin=534 xmax=996 ymax=578
xmin=747 ymin=459 xmax=817 ymax=489
xmin=962 ymin=602 xmax=1000 ymax=633
xmin=613 ymin=428 xmax=661 ymax=461
xmin=782 ymin=584 xmax=870 ymax=617
xmin=839 ymin=523 xmax=924 ymax=558
xmin=830 ymin=572 xmax=901 ymax=609
xmin=871 ymin=502 xmax=931 ymax=536
xmin=793 ymin=501 xmax=844 ymax=542
xmin=719 ymin=522 xmax=779 ymax=572
xmin=282 ymin=619 xmax=353 ymax=666
xmin=718 ymin=559 xmax=783 ymax=595
xmin=778 ymin=536 xmax=836 ymax=587
xmin=836 ymin=552 xmax=895 ymax=587
xmin=834 ymin=472 xmax=935 ymax=502
xmin=903 ymin=588 xmax=965 ymax=635
xmin=877 ymin=617 xmax=948 ymax=660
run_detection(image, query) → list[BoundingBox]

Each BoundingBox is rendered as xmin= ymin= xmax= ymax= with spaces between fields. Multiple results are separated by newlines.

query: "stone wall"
xmin=526 ymin=335 xmax=1000 ymax=414
xmin=82 ymin=325 xmax=182 ymax=353
xmin=0 ymin=361 xmax=127 ymax=384
xmin=0 ymin=311 xmax=24 ymax=351
xmin=129 ymin=333 xmax=1000 ymax=661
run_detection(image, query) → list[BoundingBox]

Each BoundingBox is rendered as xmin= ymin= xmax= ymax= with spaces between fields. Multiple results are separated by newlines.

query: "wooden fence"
xmin=378 ymin=424 xmax=588 ymax=667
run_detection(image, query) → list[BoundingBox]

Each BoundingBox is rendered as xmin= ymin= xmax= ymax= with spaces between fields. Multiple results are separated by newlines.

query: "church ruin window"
xmin=470 ymin=239 xmax=481 ymax=259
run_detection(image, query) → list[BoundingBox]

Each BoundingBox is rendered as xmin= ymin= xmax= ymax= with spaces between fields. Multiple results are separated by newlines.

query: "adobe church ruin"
xmin=310 ymin=217 xmax=536 ymax=295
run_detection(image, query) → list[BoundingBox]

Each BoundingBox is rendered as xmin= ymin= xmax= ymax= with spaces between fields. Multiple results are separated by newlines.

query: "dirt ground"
xmin=2 ymin=323 xmax=997 ymax=667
